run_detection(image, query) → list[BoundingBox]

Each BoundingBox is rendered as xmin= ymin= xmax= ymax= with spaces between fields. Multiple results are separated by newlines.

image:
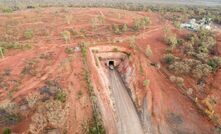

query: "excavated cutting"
xmin=88 ymin=46 xmax=144 ymax=134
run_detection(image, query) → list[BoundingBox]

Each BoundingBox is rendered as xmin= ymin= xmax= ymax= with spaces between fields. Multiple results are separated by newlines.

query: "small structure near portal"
xmin=180 ymin=18 xmax=212 ymax=31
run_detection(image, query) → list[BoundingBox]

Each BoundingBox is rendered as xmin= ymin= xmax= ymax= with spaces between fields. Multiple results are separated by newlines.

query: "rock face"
xmin=117 ymin=58 xmax=137 ymax=106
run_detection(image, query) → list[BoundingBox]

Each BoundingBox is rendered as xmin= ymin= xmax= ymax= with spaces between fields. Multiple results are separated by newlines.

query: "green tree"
xmin=208 ymin=57 xmax=221 ymax=70
xmin=163 ymin=53 xmax=175 ymax=64
xmin=208 ymin=59 xmax=218 ymax=70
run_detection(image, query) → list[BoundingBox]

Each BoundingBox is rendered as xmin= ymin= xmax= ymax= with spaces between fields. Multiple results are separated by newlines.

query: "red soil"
xmin=0 ymin=7 xmax=220 ymax=134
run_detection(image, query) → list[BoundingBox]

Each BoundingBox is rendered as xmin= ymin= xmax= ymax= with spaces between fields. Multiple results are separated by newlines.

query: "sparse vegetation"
xmin=145 ymin=45 xmax=152 ymax=57
xmin=0 ymin=102 xmax=20 ymax=126
xmin=165 ymin=34 xmax=178 ymax=50
xmin=24 ymin=29 xmax=34 ymax=39
xmin=29 ymin=111 xmax=47 ymax=134
xmin=25 ymin=80 xmax=68 ymax=134
xmin=169 ymin=75 xmax=184 ymax=87
xmin=139 ymin=62 xmax=144 ymax=75
xmin=82 ymin=118 xmax=105 ymax=134
xmin=55 ymin=90 xmax=67 ymax=103
xmin=76 ymin=90 xmax=83 ymax=100
xmin=163 ymin=53 xmax=175 ymax=64
xmin=39 ymin=52 xmax=54 ymax=60
xmin=80 ymin=42 xmax=88 ymax=58
xmin=173 ymin=20 xmax=181 ymax=29
xmin=163 ymin=27 xmax=219 ymax=80
xmin=202 ymin=96 xmax=219 ymax=124
xmin=2 ymin=8 xmax=13 ymax=13
xmin=0 ymin=47 xmax=4 ymax=58
xmin=208 ymin=56 xmax=221 ymax=71
xmin=81 ymin=43 xmax=105 ymax=134
xmin=69 ymin=28 xmax=88 ymax=38
xmin=162 ymin=22 xmax=221 ymax=128
xmin=65 ymin=15 xmax=73 ymax=25
xmin=21 ymin=59 xmax=38 ymax=76
xmin=65 ymin=46 xmax=75 ymax=54
xmin=169 ymin=75 xmax=176 ymax=82
xmin=176 ymin=77 xmax=184 ymax=87
xmin=45 ymin=100 xmax=67 ymax=127
xmin=28 ymin=100 xmax=68 ymax=134
xmin=2 ymin=128 xmax=11 ymax=134
xmin=0 ymin=42 xmax=32 ymax=52
xmin=143 ymin=79 xmax=150 ymax=88
xmin=112 ymin=24 xmax=121 ymax=34
xmin=169 ymin=61 xmax=191 ymax=75
xmin=129 ymin=36 xmax=136 ymax=49
xmin=26 ymin=92 xmax=40 ymax=108
xmin=61 ymin=30 xmax=71 ymax=44
xmin=166 ymin=57 xmax=213 ymax=79
xmin=91 ymin=17 xmax=99 ymax=31
xmin=112 ymin=24 xmax=128 ymax=34
xmin=122 ymin=24 xmax=128 ymax=32
xmin=112 ymin=48 xmax=119 ymax=52
xmin=133 ymin=16 xmax=150 ymax=31
xmin=192 ymin=64 xmax=212 ymax=79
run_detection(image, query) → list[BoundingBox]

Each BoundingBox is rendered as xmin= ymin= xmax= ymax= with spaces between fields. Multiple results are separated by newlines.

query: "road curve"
xmin=109 ymin=70 xmax=144 ymax=134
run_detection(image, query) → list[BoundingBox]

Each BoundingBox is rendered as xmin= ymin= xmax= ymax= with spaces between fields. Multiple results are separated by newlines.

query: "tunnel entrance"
xmin=108 ymin=60 xmax=115 ymax=70
xmin=109 ymin=60 xmax=114 ymax=66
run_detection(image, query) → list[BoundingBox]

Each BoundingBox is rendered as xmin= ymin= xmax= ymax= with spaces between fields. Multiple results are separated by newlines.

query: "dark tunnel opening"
xmin=109 ymin=60 xmax=114 ymax=66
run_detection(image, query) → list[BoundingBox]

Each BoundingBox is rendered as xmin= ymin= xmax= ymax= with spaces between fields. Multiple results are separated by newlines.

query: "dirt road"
xmin=109 ymin=70 xmax=144 ymax=134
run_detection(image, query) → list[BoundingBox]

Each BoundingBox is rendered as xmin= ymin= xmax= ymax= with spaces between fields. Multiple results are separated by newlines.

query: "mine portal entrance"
xmin=109 ymin=60 xmax=114 ymax=66
xmin=108 ymin=60 xmax=114 ymax=70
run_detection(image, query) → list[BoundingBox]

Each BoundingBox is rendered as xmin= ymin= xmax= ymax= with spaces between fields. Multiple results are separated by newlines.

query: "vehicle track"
xmin=109 ymin=69 xmax=144 ymax=134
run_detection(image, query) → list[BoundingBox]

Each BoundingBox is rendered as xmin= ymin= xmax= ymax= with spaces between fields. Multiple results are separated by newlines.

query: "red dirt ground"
xmin=0 ymin=7 xmax=220 ymax=134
